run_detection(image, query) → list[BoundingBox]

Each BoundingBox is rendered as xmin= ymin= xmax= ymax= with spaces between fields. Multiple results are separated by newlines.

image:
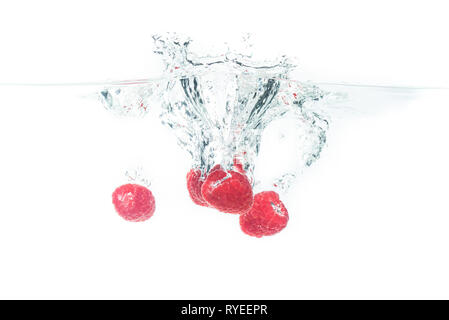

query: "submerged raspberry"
xmin=240 ymin=191 xmax=289 ymax=237
xmin=201 ymin=167 xmax=253 ymax=214
xmin=112 ymin=184 xmax=156 ymax=222
xmin=186 ymin=169 xmax=209 ymax=207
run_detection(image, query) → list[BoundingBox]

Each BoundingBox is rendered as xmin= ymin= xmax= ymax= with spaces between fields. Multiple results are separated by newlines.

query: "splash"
xmin=99 ymin=33 xmax=330 ymax=193
xmin=99 ymin=82 xmax=158 ymax=117
xmin=154 ymin=34 xmax=329 ymax=192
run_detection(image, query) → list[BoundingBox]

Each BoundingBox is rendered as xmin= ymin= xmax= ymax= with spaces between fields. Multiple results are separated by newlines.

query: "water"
xmin=99 ymin=83 xmax=156 ymax=117
xmin=99 ymin=34 xmax=334 ymax=193
xmin=3 ymin=33 xmax=443 ymax=196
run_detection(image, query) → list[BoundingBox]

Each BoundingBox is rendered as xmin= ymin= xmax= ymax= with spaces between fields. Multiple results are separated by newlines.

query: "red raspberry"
xmin=201 ymin=167 xmax=253 ymax=214
xmin=112 ymin=184 xmax=155 ymax=222
xmin=240 ymin=191 xmax=289 ymax=237
xmin=186 ymin=169 xmax=209 ymax=207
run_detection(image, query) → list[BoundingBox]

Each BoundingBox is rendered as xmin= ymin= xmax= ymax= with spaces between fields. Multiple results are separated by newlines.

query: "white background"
xmin=0 ymin=0 xmax=448 ymax=299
